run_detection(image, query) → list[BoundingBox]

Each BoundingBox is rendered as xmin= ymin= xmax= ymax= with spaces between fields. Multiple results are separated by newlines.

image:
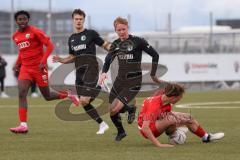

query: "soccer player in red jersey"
xmin=138 ymin=83 xmax=224 ymax=147
xmin=10 ymin=10 xmax=79 ymax=134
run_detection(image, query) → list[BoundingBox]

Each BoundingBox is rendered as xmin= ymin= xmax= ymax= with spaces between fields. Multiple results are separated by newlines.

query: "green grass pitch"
xmin=0 ymin=90 xmax=240 ymax=160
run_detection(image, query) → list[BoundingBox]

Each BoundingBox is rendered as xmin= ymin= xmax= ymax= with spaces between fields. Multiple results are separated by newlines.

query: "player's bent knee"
xmin=110 ymin=107 xmax=120 ymax=116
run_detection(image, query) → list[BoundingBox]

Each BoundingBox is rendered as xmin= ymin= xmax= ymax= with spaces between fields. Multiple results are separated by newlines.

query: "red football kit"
xmin=12 ymin=25 xmax=53 ymax=87
xmin=138 ymin=95 xmax=197 ymax=139
xmin=138 ymin=95 xmax=172 ymax=138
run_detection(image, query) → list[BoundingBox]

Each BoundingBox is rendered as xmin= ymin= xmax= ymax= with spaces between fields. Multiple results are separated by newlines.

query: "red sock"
xmin=194 ymin=126 xmax=206 ymax=138
xmin=19 ymin=107 xmax=27 ymax=122
xmin=58 ymin=91 xmax=68 ymax=99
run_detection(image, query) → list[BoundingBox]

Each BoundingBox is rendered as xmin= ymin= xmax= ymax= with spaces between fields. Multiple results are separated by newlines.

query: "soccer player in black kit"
xmin=53 ymin=9 xmax=110 ymax=135
xmin=99 ymin=17 xmax=161 ymax=141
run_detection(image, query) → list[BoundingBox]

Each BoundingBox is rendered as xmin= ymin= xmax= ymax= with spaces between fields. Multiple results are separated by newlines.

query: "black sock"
xmin=119 ymin=105 xmax=129 ymax=113
xmin=83 ymin=103 xmax=103 ymax=124
xmin=110 ymin=113 xmax=125 ymax=133
xmin=128 ymin=105 xmax=136 ymax=113
xmin=119 ymin=104 xmax=136 ymax=113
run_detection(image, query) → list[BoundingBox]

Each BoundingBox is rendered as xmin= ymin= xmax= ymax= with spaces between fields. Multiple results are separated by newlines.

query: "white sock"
xmin=100 ymin=121 xmax=106 ymax=126
xmin=20 ymin=122 xmax=27 ymax=127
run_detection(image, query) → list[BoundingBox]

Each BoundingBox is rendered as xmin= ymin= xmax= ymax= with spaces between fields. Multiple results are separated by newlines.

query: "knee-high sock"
xmin=110 ymin=113 xmax=125 ymax=133
xmin=19 ymin=107 xmax=27 ymax=122
xmin=83 ymin=103 xmax=103 ymax=124
xmin=193 ymin=125 xmax=207 ymax=138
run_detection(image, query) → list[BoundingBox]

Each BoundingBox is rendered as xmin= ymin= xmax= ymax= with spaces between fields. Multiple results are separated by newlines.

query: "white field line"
xmin=176 ymin=101 xmax=240 ymax=109
xmin=0 ymin=104 xmax=54 ymax=108
xmin=1 ymin=101 xmax=240 ymax=109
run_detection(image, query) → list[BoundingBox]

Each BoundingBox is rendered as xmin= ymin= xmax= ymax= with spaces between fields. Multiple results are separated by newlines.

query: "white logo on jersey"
xmin=18 ymin=41 xmax=30 ymax=49
xmin=81 ymin=35 xmax=86 ymax=41
xmin=118 ymin=54 xmax=133 ymax=60
xmin=127 ymin=44 xmax=133 ymax=51
xmin=73 ymin=44 xmax=86 ymax=51
xmin=25 ymin=33 xmax=30 ymax=39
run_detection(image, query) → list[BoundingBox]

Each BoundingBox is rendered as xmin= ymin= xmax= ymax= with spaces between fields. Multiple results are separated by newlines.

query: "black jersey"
xmin=102 ymin=35 xmax=159 ymax=79
xmin=68 ymin=29 xmax=104 ymax=56
xmin=68 ymin=29 xmax=104 ymax=75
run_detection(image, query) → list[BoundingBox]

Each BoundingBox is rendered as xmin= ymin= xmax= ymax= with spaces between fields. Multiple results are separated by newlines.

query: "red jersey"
xmin=138 ymin=95 xmax=172 ymax=126
xmin=12 ymin=25 xmax=52 ymax=66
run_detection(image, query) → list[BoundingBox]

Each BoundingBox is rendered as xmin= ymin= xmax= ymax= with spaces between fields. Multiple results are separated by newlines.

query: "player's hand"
xmin=13 ymin=64 xmax=21 ymax=77
xmin=39 ymin=63 xmax=47 ymax=73
xmin=151 ymin=75 xmax=171 ymax=86
xmin=157 ymin=143 xmax=174 ymax=148
xmin=151 ymin=75 xmax=163 ymax=84
xmin=98 ymin=73 xmax=108 ymax=85
xmin=52 ymin=55 xmax=60 ymax=63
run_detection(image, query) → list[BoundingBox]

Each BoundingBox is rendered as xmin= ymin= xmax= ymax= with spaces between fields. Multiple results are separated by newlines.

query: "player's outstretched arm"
xmin=101 ymin=41 xmax=111 ymax=51
xmin=52 ymin=54 xmax=76 ymax=64
xmin=142 ymin=121 xmax=174 ymax=148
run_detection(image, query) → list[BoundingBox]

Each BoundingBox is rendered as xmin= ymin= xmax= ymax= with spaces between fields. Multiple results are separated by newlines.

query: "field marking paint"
xmin=0 ymin=105 xmax=54 ymax=108
xmin=1 ymin=101 xmax=240 ymax=109
xmin=176 ymin=101 xmax=240 ymax=109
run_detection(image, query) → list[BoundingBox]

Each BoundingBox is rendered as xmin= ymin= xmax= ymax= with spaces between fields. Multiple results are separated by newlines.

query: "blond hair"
xmin=113 ymin=17 xmax=128 ymax=28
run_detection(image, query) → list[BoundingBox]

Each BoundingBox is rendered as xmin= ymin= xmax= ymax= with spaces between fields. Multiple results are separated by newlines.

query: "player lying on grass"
xmin=10 ymin=10 xmax=79 ymax=134
xmin=137 ymin=83 xmax=224 ymax=147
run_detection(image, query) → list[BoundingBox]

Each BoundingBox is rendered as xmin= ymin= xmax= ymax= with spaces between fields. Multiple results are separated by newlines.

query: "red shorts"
xmin=138 ymin=122 xmax=161 ymax=139
xmin=18 ymin=65 xmax=49 ymax=87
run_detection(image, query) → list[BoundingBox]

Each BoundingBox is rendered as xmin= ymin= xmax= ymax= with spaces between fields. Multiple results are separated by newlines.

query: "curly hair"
xmin=14 ymin=10 xmax=30 ymax=21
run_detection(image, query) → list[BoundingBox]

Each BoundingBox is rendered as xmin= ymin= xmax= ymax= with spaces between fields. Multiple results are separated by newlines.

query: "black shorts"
xmin=75 ymin=66 xmax=99 ymax=97
xmin=109 ymin=76 xmax=142 ymax=104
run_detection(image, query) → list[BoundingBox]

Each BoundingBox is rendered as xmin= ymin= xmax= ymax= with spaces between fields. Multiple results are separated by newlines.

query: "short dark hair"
xmin=14 ymin=10 xmax=30 ymax=21
xmin=71 ymin=9 xmax=86 ymax=18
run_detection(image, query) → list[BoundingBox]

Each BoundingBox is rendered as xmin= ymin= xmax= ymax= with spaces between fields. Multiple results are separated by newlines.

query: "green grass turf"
xmin=0 ymin=90 xmax=240 ymax=160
